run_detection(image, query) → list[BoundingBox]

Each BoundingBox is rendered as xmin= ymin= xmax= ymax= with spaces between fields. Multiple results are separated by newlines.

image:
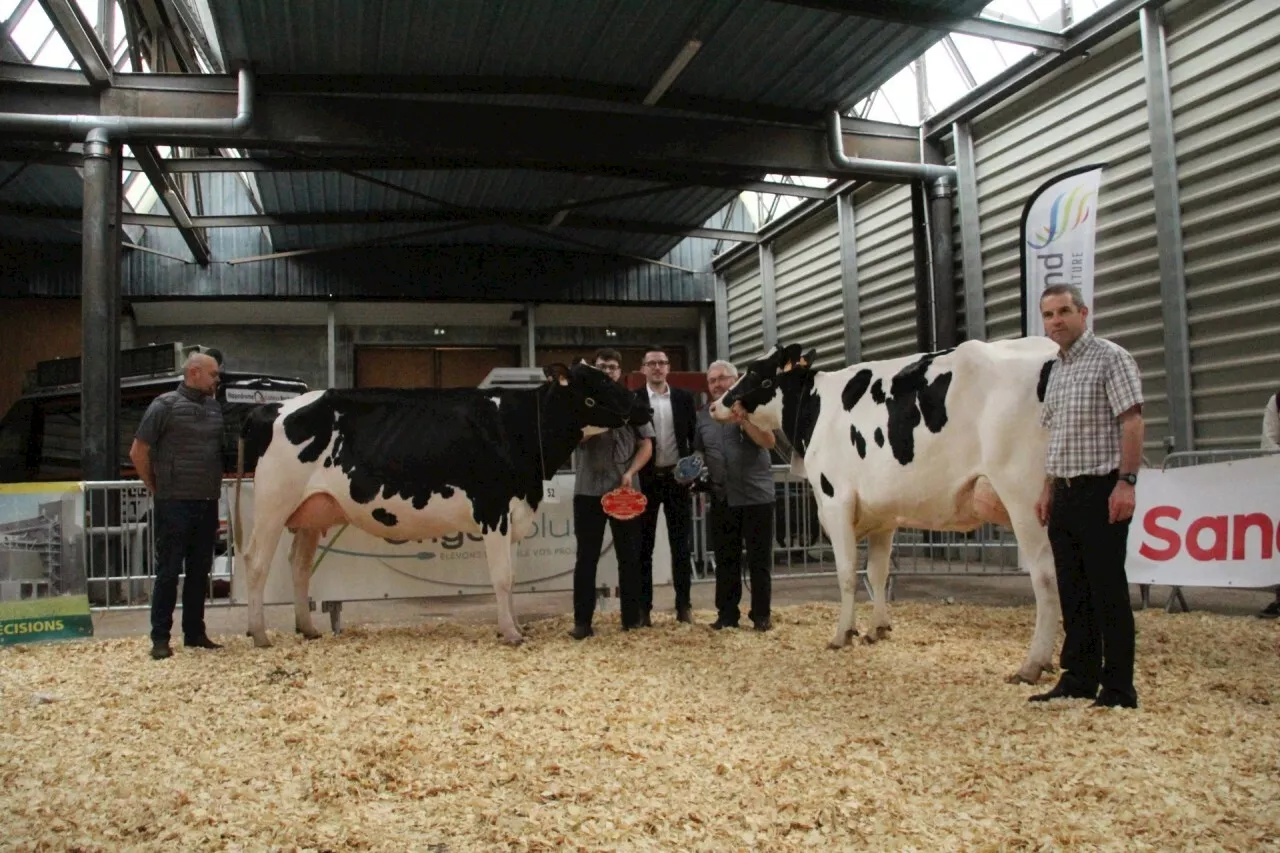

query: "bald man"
xmin=130 ymin=352 xmax=226 ymax=659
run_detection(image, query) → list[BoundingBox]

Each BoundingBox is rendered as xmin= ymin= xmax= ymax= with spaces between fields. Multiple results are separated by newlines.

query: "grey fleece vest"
xmin=149 ymin=384 xmax=225 ymax=500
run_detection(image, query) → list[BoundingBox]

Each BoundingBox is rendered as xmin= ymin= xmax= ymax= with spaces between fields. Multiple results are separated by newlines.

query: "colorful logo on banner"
xmin=1020 ymin=164 xmax=1105 ymax=338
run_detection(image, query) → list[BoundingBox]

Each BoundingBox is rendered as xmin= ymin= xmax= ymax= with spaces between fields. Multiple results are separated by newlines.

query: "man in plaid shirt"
xmin=1030 ymin=283 xmax=1145 ymax=710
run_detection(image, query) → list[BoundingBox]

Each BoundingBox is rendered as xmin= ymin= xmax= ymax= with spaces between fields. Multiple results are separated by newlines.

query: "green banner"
xmin=0 ymin=596 xmax=94 ymax=646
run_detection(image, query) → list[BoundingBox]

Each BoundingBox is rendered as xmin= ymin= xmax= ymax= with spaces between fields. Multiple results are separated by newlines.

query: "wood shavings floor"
xmin=2 ymin=602 xmax=1278 ymax=852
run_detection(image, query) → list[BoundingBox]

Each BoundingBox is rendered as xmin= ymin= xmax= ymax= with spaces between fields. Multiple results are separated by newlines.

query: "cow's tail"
xmin=233 ymin=436 xmax=246 ymax=553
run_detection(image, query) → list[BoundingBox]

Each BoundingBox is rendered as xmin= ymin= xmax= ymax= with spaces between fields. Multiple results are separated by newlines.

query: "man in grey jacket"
xmin=130 ymin=351 xmax=226 ymax=659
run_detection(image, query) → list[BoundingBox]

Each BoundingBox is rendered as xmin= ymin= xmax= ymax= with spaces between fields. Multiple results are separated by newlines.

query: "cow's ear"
xmin=543 ymin=363 xmax=571 ymax=386
xmin=779 ymin=343 xmax=803 ymax=372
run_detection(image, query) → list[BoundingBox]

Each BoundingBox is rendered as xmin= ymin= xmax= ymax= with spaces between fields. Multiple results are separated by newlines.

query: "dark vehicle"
xmin=0 ymin=343 xmax=309 ymax=483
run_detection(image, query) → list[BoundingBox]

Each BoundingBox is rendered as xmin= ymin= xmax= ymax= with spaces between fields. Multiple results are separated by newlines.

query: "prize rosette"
xmin=601 ymin=487 xmax=648 ymax=520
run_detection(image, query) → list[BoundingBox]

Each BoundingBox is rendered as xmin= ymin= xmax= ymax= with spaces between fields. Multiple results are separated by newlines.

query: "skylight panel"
xmin=9 ymin=2 xmax=53 ymax=60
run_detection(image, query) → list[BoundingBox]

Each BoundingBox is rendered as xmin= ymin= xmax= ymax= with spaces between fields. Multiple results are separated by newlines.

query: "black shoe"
xmin=710 ymin=619 xmax=739 ymax=630
xmin=641 ymin=613 xmax=653 ymax=628
xmin=1257 ymin=600 xmax=1280 ymax=619
xmin=184 ymin=636 xmax=223 ymax=650
xmin=753 ymin=618 xmax=773 ymax=632
xmin=149 ymin=643 xmax=173 ymax=660
xmin=1028 ymin=675 xmax=1098 ymax=703
xmin=1091 ymin=687 xmax=1138 ymax=709
xmin=569 ymin=624 xmax=594 ymax=640
xmin=676 ymin=607 xmax=693 ymax=624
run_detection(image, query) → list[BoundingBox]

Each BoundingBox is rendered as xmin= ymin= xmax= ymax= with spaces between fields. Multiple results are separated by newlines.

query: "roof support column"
xmin=910 ymin=180 xmax=933 ymax=353
xmin=713 ymin=273 xmax=730 ymax=360
xmin=327 ymin=303 xmax=337 ymax=388
xmin=523 ymin=302 xmax=537 ymax=369
xmin=1140 ymin=5 xmax=1193 ymax=453
xmin=836 ymin=191 xmax=860 ymax=364
xmin=758 ymin=242 xmax=778 ymax=350
xmin=928 ymin=175 xmax=957 ymax=349
xmin=80 ymin=127 xmax=122 ymax=481
xmin=953 ymin=121 xmax=986 ymax=341
xmin=697 ymin=310 xmax=709 ymax=371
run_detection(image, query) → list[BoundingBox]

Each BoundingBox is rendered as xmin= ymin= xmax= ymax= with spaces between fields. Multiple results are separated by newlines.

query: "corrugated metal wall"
xmin=771 ymin=206 xmax=844 ymax=368
xmin=854 ymin=184 xmax=917 ymax=361
xmin=1168 ymin=0 xmax=1280 ymax=449
xmin=970 ymin=30 xmax=1167 ymax=447
xmin=724 ymin=254 xmax=765 ymax=366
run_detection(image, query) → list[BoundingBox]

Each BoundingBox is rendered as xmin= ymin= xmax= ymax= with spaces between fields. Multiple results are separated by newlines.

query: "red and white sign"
xmin=1127 ymin=455 xmax=1280 ymax=588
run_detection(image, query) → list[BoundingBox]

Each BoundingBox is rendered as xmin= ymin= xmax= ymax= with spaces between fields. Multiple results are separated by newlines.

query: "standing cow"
xmin=710 ymin=339 xmax=1063 ymax=684
xmin=233 ymin=362 xmax=650 ymax=648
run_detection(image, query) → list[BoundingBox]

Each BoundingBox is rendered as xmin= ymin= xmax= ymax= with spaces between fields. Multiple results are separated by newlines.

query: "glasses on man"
xmin=643 ymin=360 xmax=670 ymax=368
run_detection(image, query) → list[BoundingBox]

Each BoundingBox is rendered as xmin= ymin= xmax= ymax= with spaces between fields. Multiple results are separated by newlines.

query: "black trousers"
xmin=639 ymin=471 xmax=693 ymax=613
xmin=150 ymin=498 xmax=219 ymax=645
xmin=1048 ymin=473 xmax=1136 ymax=697
xmin=710 ymin=499 xmax=773 ymax=626
xmin=573 ymin=496 xmax=644 ymax=628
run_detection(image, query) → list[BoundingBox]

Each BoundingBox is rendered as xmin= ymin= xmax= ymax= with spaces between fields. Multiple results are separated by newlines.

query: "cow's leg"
xmin=244 ymin=520 xmax=288 ymax=648
xmin=482 ymin=526 xmax=523 ymax=645
xmin=819 ymin=501 xmax=861 ymax=649
xmin=289 ymin=528 xmax=323 ymax=640
xmin=862 ymin=530 xmax=895 ymax=644
xmin=1004 ymin=500 xmax=1062 ymax=684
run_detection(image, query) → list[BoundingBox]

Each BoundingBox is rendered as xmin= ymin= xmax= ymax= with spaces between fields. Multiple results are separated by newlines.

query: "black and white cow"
xmin=233 ymin=362 xmax=650 ymax=648
xmin=711 ymin=339 xmax=1063 ymax=684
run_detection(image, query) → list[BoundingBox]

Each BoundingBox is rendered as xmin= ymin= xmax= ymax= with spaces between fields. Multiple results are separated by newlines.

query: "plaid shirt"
xmin=1040 ymin=330 xmax=1144 ymax=478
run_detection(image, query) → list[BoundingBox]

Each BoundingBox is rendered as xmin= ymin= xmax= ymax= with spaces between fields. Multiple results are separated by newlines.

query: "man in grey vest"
xmin=694 ymin=359 xmax=777 ymax=631
xmin=130 ymin=351 xmax=226 ymax=659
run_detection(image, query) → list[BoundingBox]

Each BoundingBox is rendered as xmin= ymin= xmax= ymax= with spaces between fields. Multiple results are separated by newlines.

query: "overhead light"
xmin=547 ymin=209 xmax=569 ymax=229
xmin=433 ymin=327 xmax=446 ymax=336
xmin=643 ymin=39 xmax=703 ymax=106
xmin=604 ymin=328 xmax=618 ymax=338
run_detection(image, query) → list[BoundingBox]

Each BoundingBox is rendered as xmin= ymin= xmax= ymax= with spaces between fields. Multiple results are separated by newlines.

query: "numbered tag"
xmin=542 ymin=481 xmax=561 ymax=504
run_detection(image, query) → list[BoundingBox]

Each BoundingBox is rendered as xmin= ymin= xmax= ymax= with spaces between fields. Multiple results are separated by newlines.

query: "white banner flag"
xmin=1126 ymin=456 xmax=1280 ymax=588
xmin=1021 ymin=164 xmax=1105 ymax=337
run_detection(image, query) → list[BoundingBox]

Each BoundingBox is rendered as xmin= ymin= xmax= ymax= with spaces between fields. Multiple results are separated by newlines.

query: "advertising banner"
xmin=1020 ymin=164 xmax=1105 ymax=337
xmin=1127 ymin=456 xmax=1280 ymax=588
xmin=0 ymin=482 xmax=93 ymax=646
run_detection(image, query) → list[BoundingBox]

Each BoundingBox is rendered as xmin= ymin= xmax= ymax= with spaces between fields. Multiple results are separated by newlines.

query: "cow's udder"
xmin=286 ymin=493 xmax=350 ymax=531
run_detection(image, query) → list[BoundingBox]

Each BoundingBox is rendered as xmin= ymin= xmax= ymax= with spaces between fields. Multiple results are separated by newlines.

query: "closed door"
xmin=355 ymin=347 xmax=520 ymax=389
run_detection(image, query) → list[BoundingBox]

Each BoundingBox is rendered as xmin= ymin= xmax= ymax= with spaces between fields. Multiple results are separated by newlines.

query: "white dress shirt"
xmin=647 ymin=384 xmax=679 ymax=467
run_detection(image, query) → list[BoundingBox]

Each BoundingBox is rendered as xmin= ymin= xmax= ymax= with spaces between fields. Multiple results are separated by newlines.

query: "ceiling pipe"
xmin=826 ymin=110 xmax=955 ymax=183
xmin=0 ymin=66 xmax=254 ymax=140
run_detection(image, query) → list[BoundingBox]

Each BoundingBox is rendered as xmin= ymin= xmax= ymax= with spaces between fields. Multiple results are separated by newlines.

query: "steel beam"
xmin=1140 ymin=6 xmax=1192 ymax=452
xmin=928 ymin=176 xmax=956 ymax=349
xmin=759 ymin=242 xmax=778 ymax=349
xmin=0 ymin=201 xmax=763 ymax=243
xmin=764 ymin=1 xmax=1066 ymax=50
xmin=923 ymin=0 xmax=1174 ymax=138
xmin=0 ymin=80 xmax=929 ymax=178
xmin=79 ymin=128 xmax=121 ymax=481
xmin=38 ymin=0 xmax=113 ymax=87
xmin=713 ymin=273 xmax=730 ymax=360
xmin=910 ymin=180 xmax=933 ymax=352
xmin=836 ymin=191 xmax=860 ymax=364
xmin=953 ymin=121 xmax=986 ymax=341
xmin=131 ymin=143 xmax=210 ymax=264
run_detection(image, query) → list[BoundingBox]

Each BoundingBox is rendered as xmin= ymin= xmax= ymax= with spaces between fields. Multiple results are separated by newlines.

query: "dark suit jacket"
xmin=634 ymin=385 xmax=696 ymax=488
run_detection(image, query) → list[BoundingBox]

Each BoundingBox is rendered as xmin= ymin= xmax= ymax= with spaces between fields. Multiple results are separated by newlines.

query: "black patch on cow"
xmin=820 ymin=474 xmax=834 ymax=497
xmin=238 ymin=402 xmax=283 ymax=473
xmin=874 ymin=427 xmax=884 ymax=447
xmin=870 ymin=379 xmax=886 ymax=405
xmin=323 ymin=457 xmax=332 ymax=468
xmin=884 ymin=353 xmax=954 ymax=466
xmin=372 ymin=508 xmax=398 ymax=527
xmin=841 ymin=369 xmax=873 ymax=411
xmin=850 ymin=425 xmax=867 ymax=459
xmin=284 ymin=394 xmax=335 ymax=464
xmin=1037 ymin=359 xmax=1054 ymax=402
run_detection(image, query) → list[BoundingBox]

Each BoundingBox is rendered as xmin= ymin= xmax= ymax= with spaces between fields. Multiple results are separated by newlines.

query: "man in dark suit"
xmin=634 ymin=346 xmax=697 ymax=625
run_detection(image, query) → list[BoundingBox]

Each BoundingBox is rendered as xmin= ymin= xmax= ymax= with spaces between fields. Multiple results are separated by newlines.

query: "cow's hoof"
xmin=875 ymin=625 xmax=891 ymax=640
xmin=298 ymin=631 xmax=323 ymax=641
xmin=862 ymin=633 xmax=878 ymax=645
xmin=502 ymin=635 xmax=525 ymax=647
xmin=1006 ymin=665 xmax=1049 ymax=685
xmin=252 ymin=638 xmax=272 ymax=649
xmin=828 ymin=628 xmax=858 ymax=649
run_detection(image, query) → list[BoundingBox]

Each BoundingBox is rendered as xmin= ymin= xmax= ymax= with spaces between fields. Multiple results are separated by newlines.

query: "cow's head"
xmin=709 ymin=344 xmax=815 ymax=431
xmin=544 ymin=360 xmax=651 ymax=437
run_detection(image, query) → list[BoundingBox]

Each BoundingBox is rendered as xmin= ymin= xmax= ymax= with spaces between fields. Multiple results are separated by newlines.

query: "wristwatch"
xmin=1119 ymin=472 xmax=1138 ymax=486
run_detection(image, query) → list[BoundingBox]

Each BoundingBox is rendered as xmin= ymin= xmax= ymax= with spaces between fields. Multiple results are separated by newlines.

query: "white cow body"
xmin=714 ymin=338 xmax=1063 ymax=683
